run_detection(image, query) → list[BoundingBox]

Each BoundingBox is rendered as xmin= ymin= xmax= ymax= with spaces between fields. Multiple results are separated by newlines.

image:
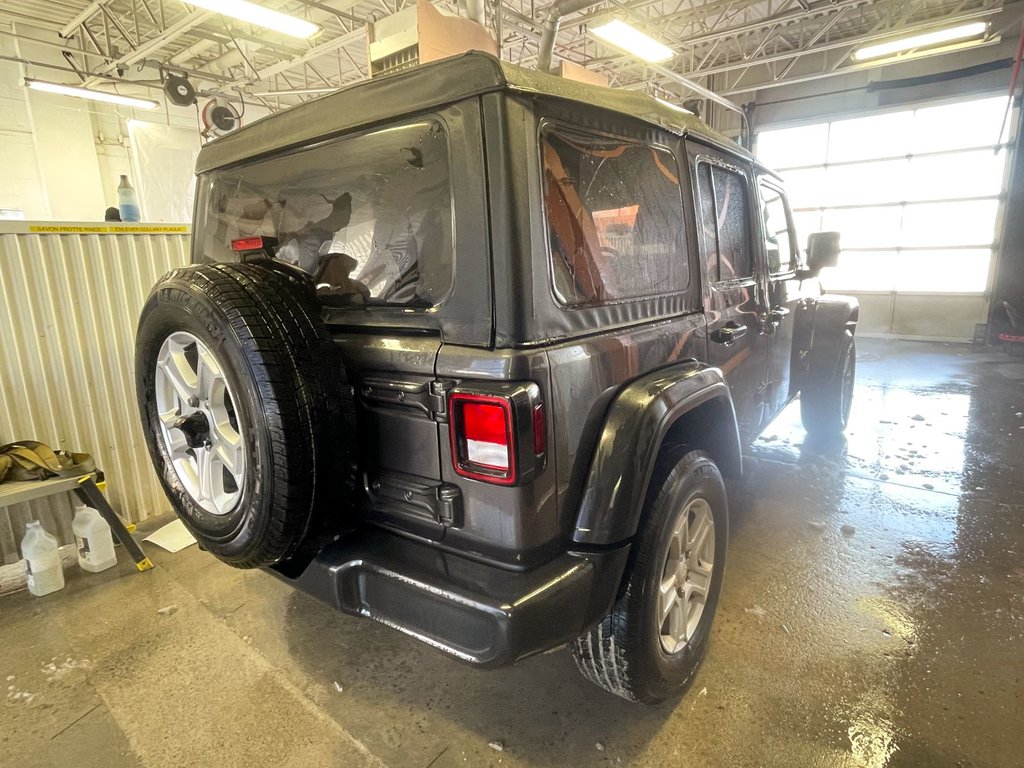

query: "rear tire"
xmin=801 ymin=331 xmax=856 ymax=436
xmin=571 ymin=447 xmax=728 ymax=704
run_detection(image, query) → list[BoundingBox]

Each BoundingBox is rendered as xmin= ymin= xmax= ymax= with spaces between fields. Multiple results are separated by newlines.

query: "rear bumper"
xmin=272 ymin=530 xmax=630 ymax=667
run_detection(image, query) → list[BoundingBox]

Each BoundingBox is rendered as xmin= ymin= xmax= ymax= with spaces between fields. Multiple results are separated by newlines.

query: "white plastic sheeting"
xmin=128 ymin=120 xmax=201 ymax=223
xmin=0 ymin=222 xmax=190 ymax=561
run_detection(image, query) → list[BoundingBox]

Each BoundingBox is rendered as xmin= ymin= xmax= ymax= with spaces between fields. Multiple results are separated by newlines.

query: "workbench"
xmin=0 ymin=475 xmax=153 ymax=571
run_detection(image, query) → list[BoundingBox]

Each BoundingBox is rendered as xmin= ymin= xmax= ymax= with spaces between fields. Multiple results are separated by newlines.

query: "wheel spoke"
xmin=659 ymin=577 xmax=678 ymax=625
xmin=159 ymin=408 xmax=180 ymax=428
xmin=686 ymin=566 xmax=710 ymax=603
xmin=157 ymin=349 xmax=199 ymax=404
xmin=166 ymin=432 xmax=192 ymax=463
xmin=196 ymin=447 xmax=215 ymax=504
xmin=195 ymin=346 xmax=226 ymax=400
xmin=213 ymin=428 xmax=244 ymax=477
xmin=668 ymin=600 xmax=686 ymax=644
xmin=689 ymin=558 xmax=712 ymax=585
xmin=674 ymin=511 xmax=689 ymax=556
xmin=688 ymin=510 xmax=713 ymax=556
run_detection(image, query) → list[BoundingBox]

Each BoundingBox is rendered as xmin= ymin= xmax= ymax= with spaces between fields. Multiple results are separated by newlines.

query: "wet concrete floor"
xmin=2 ymin=339 xmax=1022 ymax=767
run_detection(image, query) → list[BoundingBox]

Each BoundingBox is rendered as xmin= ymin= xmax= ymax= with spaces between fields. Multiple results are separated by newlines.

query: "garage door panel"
xmin=822 ymin=207 xmax=902 ymax=249
xmin=821 ymin=250 xmax=896 ymax=292
xmin=778 ymin=167 xmax=827 ymax=209
xmin=905 ymin=150 xmax=1006 ymax=201
xmin=900 ymin=200 xmax=998 ymax=248
xmin=757 ymin=123 xmax=829 ymax=168
xmin=911 ymin=97 xmax=1007 ymax=154
xmin=823 ymin=159 xmax=908 ymax=206
xmin=827 ymin=111 xmax=914 ymax=163
xmin=893 ymin=249 xmax=991 ymax=293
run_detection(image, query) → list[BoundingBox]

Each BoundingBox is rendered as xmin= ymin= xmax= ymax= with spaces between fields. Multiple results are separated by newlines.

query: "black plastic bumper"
xmin=272 ymin=530 xmax=630 ymax=667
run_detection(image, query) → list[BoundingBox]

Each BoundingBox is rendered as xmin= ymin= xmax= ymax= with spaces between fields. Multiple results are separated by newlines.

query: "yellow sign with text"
xmin=28 ymin=224 xmax=189 ymax=234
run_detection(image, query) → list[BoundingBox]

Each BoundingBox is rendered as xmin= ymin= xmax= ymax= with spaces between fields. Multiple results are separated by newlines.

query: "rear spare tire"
xmin=135 ymin=262 xmax=351 ymax=568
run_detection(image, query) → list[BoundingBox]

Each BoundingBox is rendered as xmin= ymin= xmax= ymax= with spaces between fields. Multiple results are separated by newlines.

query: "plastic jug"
xmin=117 ymin=174 xmax=140 ymax=222
xmin=22 ymin=521 xmax=65 ymax=597
xmin=72 ymin=503 xmax=117 ymax=573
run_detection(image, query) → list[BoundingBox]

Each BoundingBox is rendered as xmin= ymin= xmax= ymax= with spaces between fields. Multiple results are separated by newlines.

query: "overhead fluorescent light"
xmin=853 ymin=22 xmax=987 ymax=61
xmin=24 ymin=78 xmax=159 ymax=109
xmin=185 ymin=0 xmax=319 ymax=39
xmin=590 ymin=19 xmax=674 ymax=63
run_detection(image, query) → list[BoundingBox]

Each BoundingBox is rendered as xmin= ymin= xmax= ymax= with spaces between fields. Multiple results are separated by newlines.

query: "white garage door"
xmin=756 ymin=95 xmax=1009 ymax=302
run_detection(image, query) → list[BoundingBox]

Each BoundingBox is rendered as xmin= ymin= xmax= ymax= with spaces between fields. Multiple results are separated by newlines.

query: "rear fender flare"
xmin=571 ymin=363 xmax=740 ymax=546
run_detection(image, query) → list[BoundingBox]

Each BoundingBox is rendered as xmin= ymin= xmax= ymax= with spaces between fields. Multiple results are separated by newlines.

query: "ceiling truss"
xmin=0 ymin=0 xmax=1013 ymax=114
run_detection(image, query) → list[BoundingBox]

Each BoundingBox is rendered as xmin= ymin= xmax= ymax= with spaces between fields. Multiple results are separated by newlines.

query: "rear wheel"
xmin=571 ymin=447 xmax=727 ymax=703
xmin=801 ymin=331 xmax=856 ymax=436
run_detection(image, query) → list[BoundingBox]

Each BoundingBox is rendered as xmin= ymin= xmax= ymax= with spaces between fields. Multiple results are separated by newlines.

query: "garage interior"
xmin=1 ymin=0 xmax=1023 ymax=765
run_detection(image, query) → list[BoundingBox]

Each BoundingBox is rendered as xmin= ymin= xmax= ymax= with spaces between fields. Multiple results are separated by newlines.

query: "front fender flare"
xmin=796 ymin=295 xmax=859 ymax=393
xmin=571 ymin=363 xmax=740 ymax=546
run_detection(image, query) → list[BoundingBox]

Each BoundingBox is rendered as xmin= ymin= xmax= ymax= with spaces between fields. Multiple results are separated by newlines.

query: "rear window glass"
xmin=196 ymin=119 xmax=453 ymax=307
xmin=541 ymin=126 xmax=688 ymax=307
xmin=696 ymin=162 xmax=754 ymax=282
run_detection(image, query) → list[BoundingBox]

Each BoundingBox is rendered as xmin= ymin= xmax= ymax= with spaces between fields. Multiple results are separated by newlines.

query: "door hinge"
xmin=360 ymin=377 xmax=452 ymax=421
xmin=429 ymin=380 xmax=453 ymax=422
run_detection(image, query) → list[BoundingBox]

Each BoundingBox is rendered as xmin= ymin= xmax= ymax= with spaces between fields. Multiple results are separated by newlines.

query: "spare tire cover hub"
xmin=154 ymin=330 xmax=246 ymax=516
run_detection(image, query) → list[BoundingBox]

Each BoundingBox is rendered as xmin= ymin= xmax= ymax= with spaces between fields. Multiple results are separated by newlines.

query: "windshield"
xmin=195 ymin=118 xmax=453 ymax=307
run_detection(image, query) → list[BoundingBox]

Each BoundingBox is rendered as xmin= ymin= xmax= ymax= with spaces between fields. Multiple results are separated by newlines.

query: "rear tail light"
xmin=450 ymin=394 xmax=516 ymax=484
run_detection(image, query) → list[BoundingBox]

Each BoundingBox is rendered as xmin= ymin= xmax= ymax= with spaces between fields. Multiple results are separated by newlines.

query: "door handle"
xmin=769 ymin=306 xmax=791 ymax=320
xmin=710 ymin=323 xmax=748 ymax=345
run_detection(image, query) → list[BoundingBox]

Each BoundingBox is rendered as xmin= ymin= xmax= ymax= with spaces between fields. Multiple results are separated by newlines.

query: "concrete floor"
xmin=2 ymin=339 xmax=1022 ymax=768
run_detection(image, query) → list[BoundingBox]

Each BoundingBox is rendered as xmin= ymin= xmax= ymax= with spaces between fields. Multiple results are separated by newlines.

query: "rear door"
xmin=687 ymin=142 xmax=769 ymax=443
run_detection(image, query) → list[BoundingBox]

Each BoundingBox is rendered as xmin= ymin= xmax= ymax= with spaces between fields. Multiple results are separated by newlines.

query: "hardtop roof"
xmin=195 ymin=51 xmax=748 ymax=174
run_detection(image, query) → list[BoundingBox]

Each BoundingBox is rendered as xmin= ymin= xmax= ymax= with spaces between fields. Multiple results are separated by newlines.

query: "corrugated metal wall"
xmin=0 ymin=222 xmax=190 ymax=562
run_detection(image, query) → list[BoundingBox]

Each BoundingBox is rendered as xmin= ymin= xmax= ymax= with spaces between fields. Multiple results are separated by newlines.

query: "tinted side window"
xmin=542 ymin=127 xmax=688 ymax=306
xmin=696 ymin=161 xmax=754 ymax=282
xmin=759 ymin=182 xmax=796 ymax=274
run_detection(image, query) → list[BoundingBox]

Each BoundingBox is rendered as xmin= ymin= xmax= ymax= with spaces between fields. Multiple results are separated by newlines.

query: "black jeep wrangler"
xmin=136 ymin=53 xmax=857 ymax=704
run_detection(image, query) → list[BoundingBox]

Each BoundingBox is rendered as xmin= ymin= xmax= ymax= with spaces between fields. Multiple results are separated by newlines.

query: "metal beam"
xmin=679 ymin=0 xmax=868 ymax=48
xmin=82 ymin=10 xmax=213 ymax=85
xmin=228 ymin=27 xmax=366 ymax=87
xmin=59 ymin=1 xmax=109 ymax=39
xmin=677 ymin=6 xmax=1002 ymax=79
xmin=721 ymin=36 xmax=1005 ymax=95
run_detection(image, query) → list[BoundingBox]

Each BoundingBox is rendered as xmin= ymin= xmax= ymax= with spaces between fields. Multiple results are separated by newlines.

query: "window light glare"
xmin=24 ymin=79 xmax=159 ymax=109
xmin=590 ymin=19 xmax=674 ymax=63
xmin=185 ymin=0 xmax=319 ymax=39
xmin=853 ymin=22 xmax=987 ymax=61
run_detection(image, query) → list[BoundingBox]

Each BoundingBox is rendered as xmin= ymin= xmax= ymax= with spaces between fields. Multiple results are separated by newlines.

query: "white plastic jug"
xmin=72 ymin=503 xmax=117 ymax=573
xmin=22 ymin=521 xmax=65 ymax=597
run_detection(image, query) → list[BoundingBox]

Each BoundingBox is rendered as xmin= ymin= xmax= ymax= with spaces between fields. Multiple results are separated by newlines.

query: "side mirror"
xmin=801 ymin=231 xmax=841 ymax=277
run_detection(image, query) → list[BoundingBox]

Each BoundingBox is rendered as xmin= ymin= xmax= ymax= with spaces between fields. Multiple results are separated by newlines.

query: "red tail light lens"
xmin=450 ymin=394 xmax=516 ymax=484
